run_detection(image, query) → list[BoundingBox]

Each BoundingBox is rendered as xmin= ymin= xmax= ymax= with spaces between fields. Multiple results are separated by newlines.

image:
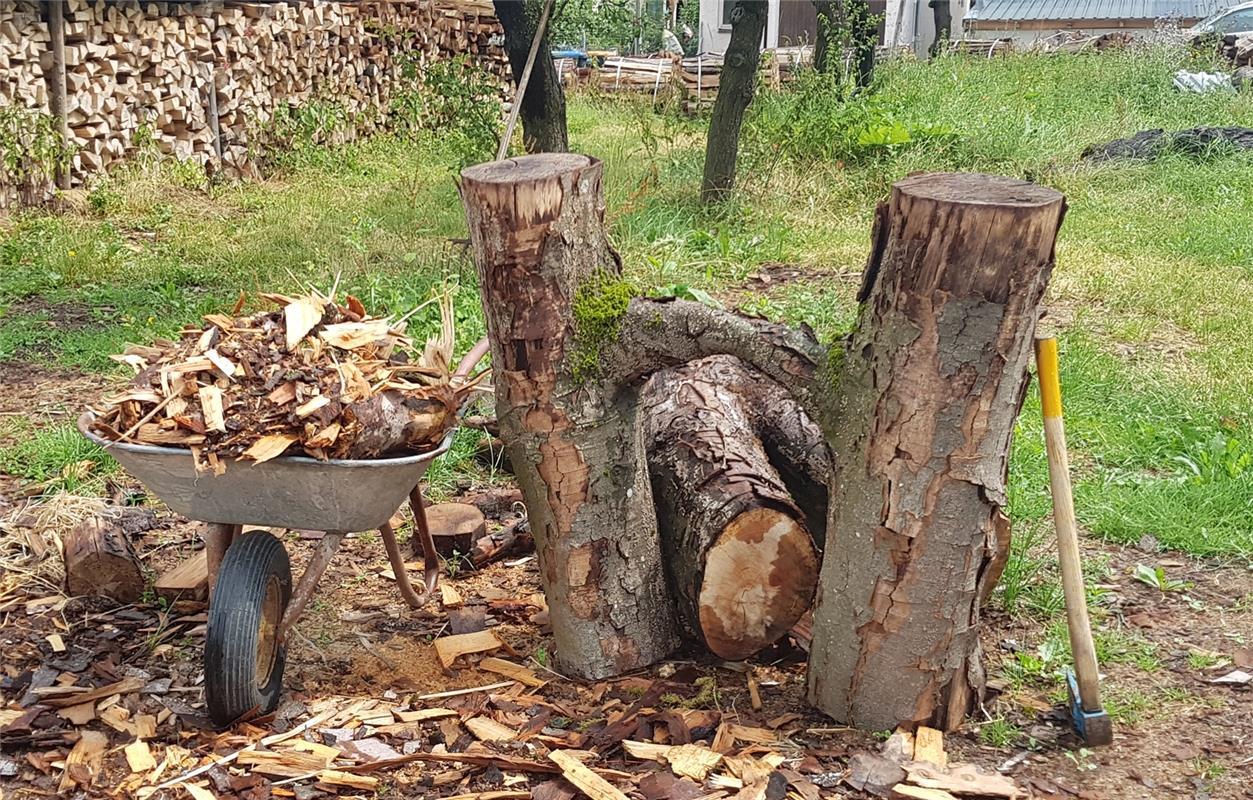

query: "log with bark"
xmin=63 ymin=516 xmax=144 ymax=603
xmin=641 ymin=355 xmax=825 ymax=660
xmin=807 ymin=173 xmax=1065 ymax=731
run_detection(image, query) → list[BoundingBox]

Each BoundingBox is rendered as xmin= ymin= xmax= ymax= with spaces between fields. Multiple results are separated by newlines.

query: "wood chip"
xmin=479 ymin=657 xmax=545 ymax=688
xmin=125 ymin=740 xmax=157 ymax=773
xmin=913 ymin=726 xmax=947 ymax=768
xmin=58 ymin=701 xmax=96 ymax=726
xmin=45 ymin=677 xmax=144 ymax=708
xmin=904 ymin=764 xmax=1021 ymax=798
xmin=59 ymin=730 xmax=108 ymax=791
xmin=664 ymin=743 xmax=723 ymax=781
xmin=548 ymin=750 xmax=627 ymax=800
xmin=184 ymin=783 xmax=217 ymax=800
xmin=295 ymin=394 xmax=331 ymax=418
xmin=284 ymin=296 xmax=325 ymax=350
xmin=46 ymin=634 xmax=66 ymax=652
xmin=393 ymin=708 xmax=458 ymax=723
xmin=154 ymin=550 xmax=209 ymax=602
xmin=465 ymin=716 xmax=517 ymax=742
xmin=891 ymin=785 xmax=960 ymax=800
xmin=320 ymin=320 xmax=390 ymax=349
xmin=205 ymin=348 xmax=238 ymax=378
xmin=440 ymin=582 xmax=464 ymax=609
xmin=240 ymin=433 xmax=299 ymax=463
xmin=197 ymin=385 xmax=225 ymax=433
xmin=623 ymin=740 xmax=671 ymax=762
xmin=433 ymin=630 xmax=503 ymax=669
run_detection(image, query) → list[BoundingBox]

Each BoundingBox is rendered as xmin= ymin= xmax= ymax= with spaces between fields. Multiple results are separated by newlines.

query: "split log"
xmin=340 ymin=387 xmax=458 ymax=459
xmin=807 ymin=173 xmax=1065 ymax=731
xmin=468 ymin=518 xmax=533 ymax=567
xmin=641 ymin=355 xmax=820 ymax=660
xmin=63 ymin=516 xmax=144 ymax=603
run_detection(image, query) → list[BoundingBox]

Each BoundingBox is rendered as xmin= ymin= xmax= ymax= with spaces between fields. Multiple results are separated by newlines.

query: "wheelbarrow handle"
xmin=454 ymin=337 xmax=491 ymax=380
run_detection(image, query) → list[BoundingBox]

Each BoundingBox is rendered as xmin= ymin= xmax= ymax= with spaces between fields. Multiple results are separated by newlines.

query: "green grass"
xmin=2 ymin=47 xmax=1251 ymax=574
xmin=0 ymin=419 xmax=117 ymax=492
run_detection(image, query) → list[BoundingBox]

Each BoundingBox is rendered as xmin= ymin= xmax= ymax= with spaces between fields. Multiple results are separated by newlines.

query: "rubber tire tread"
xmin=204 ymin=530 xmax=292 ymax=728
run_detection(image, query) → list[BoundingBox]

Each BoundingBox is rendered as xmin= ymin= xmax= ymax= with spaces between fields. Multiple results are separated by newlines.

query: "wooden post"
xmin=460 ymin=154 xmax=680 ymax=678
xmin=44 ymin=0 xmax=70 ymax=189
xmin=807 ymin=173 xmax=1066 ymax=731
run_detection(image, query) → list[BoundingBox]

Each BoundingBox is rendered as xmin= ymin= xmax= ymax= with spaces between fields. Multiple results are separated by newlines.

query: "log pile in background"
xmin=89 ymin=291 xmax=482 ymax=470
xmin=1222 ymin=33 xmax=1253 ymax=67
xmin=0 ymin=0 xmax=506 ymax=203
xmin=678 ymin=47 xmax=810 ymax=113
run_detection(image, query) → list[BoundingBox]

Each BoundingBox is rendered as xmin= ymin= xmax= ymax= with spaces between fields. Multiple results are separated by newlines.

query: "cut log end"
xmin=461 ymin=152 xmax=592 ymax=185
xmin=697 ymin=507 xmax=818 ymax=661
xmin=895 ymin=172 xmax=1064 ymax=207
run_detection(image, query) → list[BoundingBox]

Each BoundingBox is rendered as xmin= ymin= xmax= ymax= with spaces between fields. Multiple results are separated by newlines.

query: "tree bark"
xmin=807 ymin=173 xmax=1066 ymax=731
xmin=494 ymin=0 xmax=569 ymax=153
xmin=459 ymin=154 xmax=679 ymax=678
xmin=63 ymin=517 xmax=145 ymax=603
xmin=929 ymin=0 xmax=953 ymax=58
xmin=641 ymin=355 xmax=822 ymax=660
xmin=813 ymin=1 xmax=838 ymax=74
xmin=849 ymin=0 xmax=877 ymax=88
xmin=701 ymin=0 xmax=768 ymax=201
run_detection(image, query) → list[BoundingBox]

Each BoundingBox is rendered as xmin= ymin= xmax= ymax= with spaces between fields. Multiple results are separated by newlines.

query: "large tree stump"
xmin=807 ymin=173 xmax=1065 ymax=731
xmin=63 ymin=516 xmax=145 ymax=603
xmin=641 ymin=355 xmax=823 ymax=660
xmin=460 ymin=154 xmax=680 ymax=678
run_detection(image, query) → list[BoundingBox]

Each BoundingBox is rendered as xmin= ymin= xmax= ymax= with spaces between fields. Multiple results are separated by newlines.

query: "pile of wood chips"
xmin=88 ymin=290 xmax=483 ymax=471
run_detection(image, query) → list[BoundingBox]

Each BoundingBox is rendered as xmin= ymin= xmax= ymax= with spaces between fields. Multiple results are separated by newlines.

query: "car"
xmin=1189 ymin=1 xmax=1253 ymax=38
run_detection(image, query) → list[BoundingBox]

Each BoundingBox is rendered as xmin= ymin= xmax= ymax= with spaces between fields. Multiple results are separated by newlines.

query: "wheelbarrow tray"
xmin=79 ymin=412 xmax=451 ymax=532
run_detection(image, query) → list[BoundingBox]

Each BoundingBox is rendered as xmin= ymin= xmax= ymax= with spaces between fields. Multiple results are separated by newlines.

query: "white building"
xmin=962 ymin=0 xmax=1225 ymax=44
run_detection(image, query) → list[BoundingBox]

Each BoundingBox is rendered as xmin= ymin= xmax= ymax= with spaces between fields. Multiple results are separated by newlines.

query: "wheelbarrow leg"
xmin=204 ymin=523 xmax=241 ymax=601
xmin=411 ymin=487 xmax=441 ymax=598
xmin=278 ymin=530 xmax=345 ymax=641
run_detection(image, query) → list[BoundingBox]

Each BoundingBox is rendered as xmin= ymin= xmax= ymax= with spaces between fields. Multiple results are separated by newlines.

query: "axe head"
xmin=1066 ymin=671 xmax=1113 ymax=746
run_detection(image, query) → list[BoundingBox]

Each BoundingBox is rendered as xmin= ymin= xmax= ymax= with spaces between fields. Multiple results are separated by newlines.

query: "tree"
xmin=848 ymin=0 xmax=877 ymax=88
xmin=812 ymin=1 xmax=877 ymax=87
xmin=701 ymin=0 xmax=768 ymax=201
xmin=929 ymin=0 xmax=953 ymax=58
xmin=460 ymin=156 xmax=1066 ymax=735
xmin=494 ymin=0 xmax=568 ymax=153
xmin=813 ymin=1 xmax=838 ymax=74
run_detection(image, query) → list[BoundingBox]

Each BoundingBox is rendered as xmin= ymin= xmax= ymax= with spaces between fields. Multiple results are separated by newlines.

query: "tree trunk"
xmin=459 ymin=154 xmax=679 ymax=678
xmin=807 ymin=173 xmax=1066 ymax=731
xmin=849 ymin=0 xmax=877 ymax=89
xmin=494 ymin=0 xmax=568 ymax=153
xmin=641 ymin=355 xmax=821 ymax=660
xmin=63 ymin=517 xmax=145 ymax=603
xmin=701 ymin=0 xmax=768 ymax=202
xmin=813 ymin=1 xmax=837 ymax=74
xmin=929 ymin=0 xmax=953 ymax=58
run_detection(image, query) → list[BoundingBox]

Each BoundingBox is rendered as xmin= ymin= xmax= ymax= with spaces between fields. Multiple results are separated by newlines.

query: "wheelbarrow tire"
xmin=205 ymin=530 xmax=291 ymax=728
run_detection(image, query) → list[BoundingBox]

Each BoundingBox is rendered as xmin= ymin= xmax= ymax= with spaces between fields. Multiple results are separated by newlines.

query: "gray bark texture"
xmin=701 ymin=0 xmax=768 ymax=201
xmin=641 ymin=355 xmax=826 ymax=660
xmin=806 ymin=172 xmax=1066 ymax=731
xmin=494 ymin=0 xmax=569 ymax=153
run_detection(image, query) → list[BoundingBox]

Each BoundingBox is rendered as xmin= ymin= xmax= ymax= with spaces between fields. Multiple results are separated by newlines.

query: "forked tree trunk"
xmin=494 ymin=0 xmax=568 ymax=153
xmin=807 ymin=173 xmax=1066 ymax=731
xmin=459 ymin=154 xmax=679 ymax=678
xmin=701 ymin=0 xmax=768 ymax=201
xmin=641 ymin=355 xmax=822 ymax=660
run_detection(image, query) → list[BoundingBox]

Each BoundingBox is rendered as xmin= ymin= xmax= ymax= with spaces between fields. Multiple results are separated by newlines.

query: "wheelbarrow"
xmin=77 ymin=339 xmax=491 ymax=727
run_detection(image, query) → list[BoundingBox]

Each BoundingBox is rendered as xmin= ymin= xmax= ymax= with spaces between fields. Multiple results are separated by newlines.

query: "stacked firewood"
xmin=89 ymin=291 xmax=484 ymax=471
xmin=0 ymin=0 xmax=506 ymax=190
xmin=1222 ymin=33 xmax=1253 ymax=67
xmin=594 ymin=55 xmax=678 ymax=97
xmin=678 ymin=48 xmax=809 ymax=113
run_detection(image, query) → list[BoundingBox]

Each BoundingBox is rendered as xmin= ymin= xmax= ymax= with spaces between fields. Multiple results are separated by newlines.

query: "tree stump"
xmin=641 ymin=355 xmax=827 ymax=659
xmin=63 ymin=516 xmax=145 ymax=603
xmin=422 ymin=503 xmax=487 ymax=558
xmin=460 ymin=154 xmax=681 ymax=678
xmin=807 ymin=173 xmax=1066 ymax=731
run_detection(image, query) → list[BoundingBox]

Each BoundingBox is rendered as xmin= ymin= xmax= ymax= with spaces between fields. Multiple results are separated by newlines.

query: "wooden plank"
xmin=913 ymin=726 xmax=947 ymax=768
xmin=478 ymin=657 xmax=545 ymax=688
xmin=154 ymin=549 xmax=208 ymax=602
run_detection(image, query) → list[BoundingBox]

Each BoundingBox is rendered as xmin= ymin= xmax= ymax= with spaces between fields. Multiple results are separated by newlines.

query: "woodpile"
xmin=678 ymin=48 xmax=810 ymax=113
xmin=1221 ymin=33 xmax=1253 ymax=67
xmin=0 ymin=0 xmax=506 ymax=201
xmin=88 ymin=290 xmax=484 ymax=470
xmin=595 ymin=55 xmax=677 ymax=97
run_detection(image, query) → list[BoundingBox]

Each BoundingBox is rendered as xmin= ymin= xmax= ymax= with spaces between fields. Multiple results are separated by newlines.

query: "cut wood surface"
xmin=62 ymin=516 xmax=144 ymax=603
xmin=807 ymin=172 xmax=1065 ymax=731
xmin=547 ymin=750 xmax=627 ymax=800
xmin=433 ymin=630 xmax=503 ymax=669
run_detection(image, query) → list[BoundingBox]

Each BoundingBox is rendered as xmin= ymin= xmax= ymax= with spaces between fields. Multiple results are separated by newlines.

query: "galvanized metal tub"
xmin=79 ymin=412 xmax=452 ymax=532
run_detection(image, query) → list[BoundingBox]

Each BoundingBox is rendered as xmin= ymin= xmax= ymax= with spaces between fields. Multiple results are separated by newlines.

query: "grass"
xmin=1 ymin=47 xmax=1250 ymax=583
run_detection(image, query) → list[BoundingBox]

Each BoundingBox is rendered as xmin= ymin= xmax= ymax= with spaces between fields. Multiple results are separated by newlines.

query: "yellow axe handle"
xmin=1035 ymin=337 xmax=1102 ymax=712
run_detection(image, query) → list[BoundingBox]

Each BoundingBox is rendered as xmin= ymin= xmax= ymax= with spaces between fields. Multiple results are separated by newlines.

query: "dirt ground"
xmin=1 ymin=365 xmax=1250 ymax=799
